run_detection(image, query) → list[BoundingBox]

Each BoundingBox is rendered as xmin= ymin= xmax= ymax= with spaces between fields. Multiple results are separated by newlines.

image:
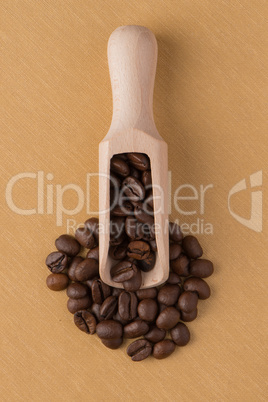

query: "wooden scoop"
xmin=99 ymin=25 xmax=169 ymax=288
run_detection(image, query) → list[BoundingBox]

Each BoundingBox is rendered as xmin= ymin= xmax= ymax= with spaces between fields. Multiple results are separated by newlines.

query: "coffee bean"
xmin=122 ymin=177 xmax=145 ymax=202
xmin=177 ymin=291 xmax=198 ymax=313
xmin=127 ymin=339 xmax=152 ymax=361
xmin=75 ymin=258 xmax=99 ymax=281
xmin=90 ymin=303 xmax=104 ymax=323
xmin=111 ymin=201 xmax=133 ymax=217
xmin=137 ymin=299 xmax=158 ymax=322
xmin=170 ymin=254 xmax=190 ymax=276
xmin=124 ymin=320 xmax=149 ymax=338
xmin=86 ymin=246 xmax=99 ymax=261
xmin=46 ymin=251 xmax=68 ymax=273
xmin=75 ymin=226 xmax=95 ymax=249
xmin=149 ymin=239 xmax=157 ymax=252
xmin=116 ymin=153 xmax=128 ymax=160
xmin=74 ymin=310 xmax=96 ymax=334
xmin=136 ymin=287 xmax=158 ymax=300
xmin=134 ymin=204 xmax=154 ymax=225
xmin=182 ymin=235 xmax=203 ymax=259
xmin=138 ymin=223 xmax=155 ymax=242
xmin=127 ymin=240 xmax=150 ymax=260
xmin=67 ymin=256 xmax=83 ymax=281
xmin=189 ymin=259 xmax=214 ymax=278
xmin=67 ymin=295 xmax=92 ymax=314
xmin=153 ymin=340 xmax=176 ymax=359
xmin=110 ymin=156 xmax=130 ymax=177
xmin=111 ymin=260 xmax=137 ymax=283
xmin=129 ymin=166 xmax=140 ymax=179
xmin=144 ymin=326 xmax=166 ymax=343
xmin=157 ymin=284 xmax=181 ymax=306
xmin=127 ymin=153 xmax=150 ymax=171
xmin=109 ymin=241 xmax=128 ymax=260
xmin=158 ymin=303 xmax=168 ymax=313
xmin=110 ymin=172 xmax=121 ymax=189
xmin=169 ymin=222 xmax=183 ymax=242
xmin=113 ymin=311 xmax=129 ymax=326
xmin=118 ymin=291 xmax=137 ymax=321
xmin=156 ymin=307 xmax=181 ymax=330
xmin=99 ymin=296 xmax=118 ymax=320
xmin=183 ymin=277 xmax=211 ymax=300
xmin=112 ymin=288 xmax=124 ymax=298
xmin=141 ymin=170 xmax=152 ymax=187
xmin=55 ymin=234 xmax=80 ymax=257
xmin=125 ymin=216 xmax=142 ymax=240
xmin=169 ymin=243 xmax=183 ymax=261
xmin=96 ymin=320 xmax=123 ymax=339
xmin=91 ymin=279 xmax=112 ymax=305
xmin=67 ymin=283 xmax=89 ymax=299
xmin=123 ymin=268 xmax=142 ymax=292
xmin=84 ymin=217 xmax=99 ymax=244
xmin=166 ymin=272 xmax=181 ymax=285
xmin=110 ymin=217 xmax=126 ymax=246
xmin=170 ymin=322 xmax=190 ymax=346
xmin=101 ymin=337 xmax=123 ymax=349
xmin=180 ymin=308 xmax=198 ymax=322
xmin=46 ymin=273 xmax=69 ymax=291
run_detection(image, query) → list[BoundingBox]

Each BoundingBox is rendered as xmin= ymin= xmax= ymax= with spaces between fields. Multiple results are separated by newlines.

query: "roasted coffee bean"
xmin=86 ymin=246 xmax=99 ymax=261
xmin=111 ymin=260 xmax=137 ymax=283
xmin=158 ymin=303 xmax=168 ymax=313
xmin=182 ymin=235 xmax=203 ymax=259
xmin=129 ymin=166 xmax=140 ymax=179
xmin=46 ymin=251 xmax=68 ymax=273
xmin=170 ymin=254 xmax=190 ymax=276
xmin=111 ymin=201 xmax=133 ymax=217
xmin=75 ymin=226 xmax=95 ymax=249
xmin=149 ymin=239 xmax=157 ymax=252
xmin=112 ymin=288 xmax=124 ymax=297
xmin=100 ymin=296 xmax=118 ymax=320
xmin=91 ymin=279 xmax=112 ymax=304
xmin=138 ymin=223 xmax=155 ymax=241
xmin=127 ymin=339 xmax=152 ymax=361
xmin=183 ymin=277 xmax=210 ymax=299
xmin=118 ymin=291 xmax=137 ymax=321
xmin=55 ymin=234 xmax=80 ymax=256
xmin=96 ymin=320 xmax=123 ymax=339
xmin=144 ymin=326 xmax=166 ymax=343
xmin=116 ymin=153 xmax=128 ymax=160
xmin=90 ymin=303 xmax=104 ymax=323
xmin=74 ymin=310 xmax=96 ymax=334
xmin=67 ymin=283 xmax=89 ymax=299
xmin=127 ymin=153 xmax=150 ymax=171
xmin=169 ymin=222 xmax=183 ymax=242
xmin=46 ymin=273 xmax=69 ymax=291
xmin=123 ymin=268 xmax=142 ymax=292
xmin=136 ymin=287 xmax=158 ymax=300
xmin=75 ymin=258 xmax=99 ymax=281
xmin=85 ymin=277 xmax=99 ymax=289
xmin=141 ymin=170 xmax=152 ymax=187
xmin=137 ymin=299 xmax=158 ymax=322
xmin=127 ymin=240 xmax=150 ymax=260
xmin=110 ymin=217 xmax=126 ymax=246
xmin=170 ymin=322 xmax=190 ymax=346
xmin=156 ymin=307 xmax=181 ymax=330
xmin=67 ymin=295 xmax=92 ymax=314
xmin=157 ymin=284 xmax=181 ymax=306
xmin=84 ymin=217 xmax=99 ymax=243
xmin=180 ymin=308 xmax=198 ymax=322
xmin=101 ymin=337 xmax=123 ymax=349
xmin=110 ymin=156 xmax=130 ymax=177
xmin=134 ymin=204 xmax=154 ymax=225
xmin=67 ymin=256 xmax=83 ymax=281
xmin=169 ymin=243 xmax=183 ymax=261
xmin=109 ymin=241 xmax=128 ymax=260
xmin=110 ymin=172 xmax=121 ymax=189
xmin=122 ymin=177 xmax=145 ymax=202
xmin=145 ymin=190 xmax=154 ymax=209
xmin=113 ymin=311 xmax=129 ymax=326
xmin=189 ymin=259 xmax=214 ymax=278
xmin=153 ymin=340 xmax=176 ymax=359
xmin=125 ymin=216 xmax=142 ymax=240
xmin=124 ymin=320 xmax=149 ymax=338
xmin=167 ymin=272 xmax=181 ymax=285
xmin=177 ymin=291 xmax=198 ymax=313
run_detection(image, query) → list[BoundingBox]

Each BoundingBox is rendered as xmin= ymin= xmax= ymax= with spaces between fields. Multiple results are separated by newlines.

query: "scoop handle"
xmin=107 ymin=25 xmax=158 ymax=136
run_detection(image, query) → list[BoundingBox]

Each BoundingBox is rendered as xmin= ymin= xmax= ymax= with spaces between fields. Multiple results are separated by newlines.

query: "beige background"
xmin=1 ymin=0 xmax=267 ymax=401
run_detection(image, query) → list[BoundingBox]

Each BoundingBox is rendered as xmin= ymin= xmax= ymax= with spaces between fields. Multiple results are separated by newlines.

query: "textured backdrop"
xmin=1 ymin=0 xmax=267 ymax=401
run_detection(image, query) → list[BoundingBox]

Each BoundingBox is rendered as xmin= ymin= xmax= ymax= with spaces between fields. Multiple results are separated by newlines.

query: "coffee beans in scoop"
xmin=45 ymin=214 xmax=214 ymax=361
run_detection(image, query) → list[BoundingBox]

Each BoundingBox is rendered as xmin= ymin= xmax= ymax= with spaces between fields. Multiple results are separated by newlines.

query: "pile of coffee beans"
xmin=45 ymin=216 xmax=213 ymax=361
xmin=109 ymin=153 xmax=156 ymax=290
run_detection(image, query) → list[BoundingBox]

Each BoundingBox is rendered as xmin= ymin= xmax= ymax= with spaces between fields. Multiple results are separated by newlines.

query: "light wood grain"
xmin=99 ymin=26 xmax=169 ymax=288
